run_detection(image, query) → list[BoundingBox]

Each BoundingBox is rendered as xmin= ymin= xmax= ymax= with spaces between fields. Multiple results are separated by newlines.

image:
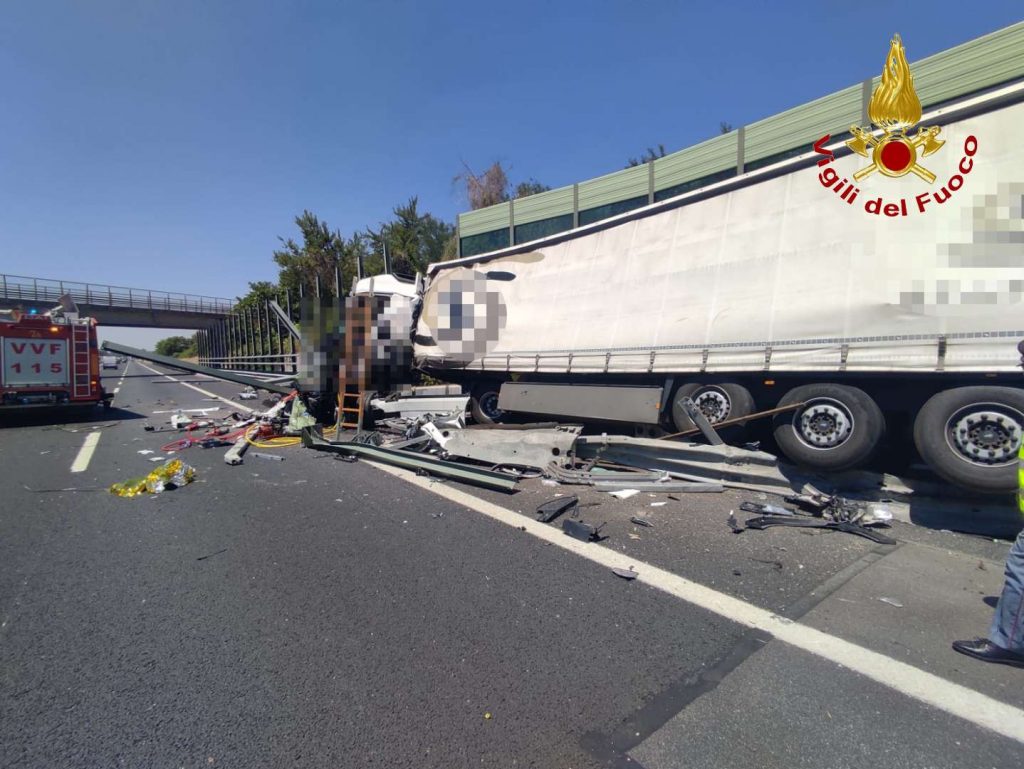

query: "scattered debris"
xmin=238 ymin=387 xmax=259 ymax=400
xmin=137 ymin=449 xmax=155 ymax=455
xmin=649 ymin=501 xmax=667 ymax=507
xmin=251 ymin=452 xmax=285 ymax=461
xmin=739 ymin=515 xmax=897 ymax=545
xmin=877 ymin=597 xmax=904 ymax=608
xmin=607 ymin=489 xmax=640 ymax=500
xmin=630 ymin=516 xmax=654 ymax=528
xmin=196 ymin=548 xmax=228 ymax=561
xmin=563 ymin=518 xmax=604 ymax=542
xmin=612 ymin=567 xmax=639 ymax=580
xmin=536 ymin=495 xmax=579 ymax=523
xmin=435 ymin=424 xmax=581 ymax=470
xmin=224 ymin=435 xmax=249 ymax=466
xmin=727 ymin=511 xmax=744 ymax=534
xmin=595 ymin=480 xmax=724 ymax=493
xmin=740 ymin=501 xmax=796 ymax=516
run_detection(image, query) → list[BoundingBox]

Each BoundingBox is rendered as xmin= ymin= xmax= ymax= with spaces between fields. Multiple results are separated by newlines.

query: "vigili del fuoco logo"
xmin=812 ymin=34 xmax=978 ymax=217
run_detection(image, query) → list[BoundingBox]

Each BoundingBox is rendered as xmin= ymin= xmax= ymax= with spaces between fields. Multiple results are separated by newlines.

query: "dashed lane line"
xmin=369 ymin=461 xmax=1024 ymax=745
xmin=135 ymin=361 xmax=257 ymax=414
xmin=70 ymin=432 xmax=101 ymax=473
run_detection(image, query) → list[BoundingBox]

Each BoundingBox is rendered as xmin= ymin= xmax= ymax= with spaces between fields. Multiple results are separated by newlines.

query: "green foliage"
xmin=366 ymin=197 xmax=456 ymax=276
xmin=235 ymin=281 xmax=279 ymax=310
xmin=626 ymin=144 xmax=667 ymax=168
xmin=269 ymin=211 xmax=370 ymax=299
xmin=514 ymin=179 xmax=550 ymax=199
xmin=455 ymin=161 xmax=550 ymax=211
xmin=155 ymin=335 xmax=197 ymax=358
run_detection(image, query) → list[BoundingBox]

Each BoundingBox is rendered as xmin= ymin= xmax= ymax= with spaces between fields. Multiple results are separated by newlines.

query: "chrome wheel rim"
xmin=945 ymin=402 xmax=1024 ymax=467
xmin=794 ymin=398 xmax=854 ymax=449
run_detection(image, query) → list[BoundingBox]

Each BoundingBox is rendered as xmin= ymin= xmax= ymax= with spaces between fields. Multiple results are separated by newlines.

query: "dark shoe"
xmin=952 ymin=638 xmax=1024 ymax=668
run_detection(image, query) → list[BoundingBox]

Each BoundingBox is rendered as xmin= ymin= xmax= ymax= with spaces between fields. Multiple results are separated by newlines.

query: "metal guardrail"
xmin=203 ymin=354 xmax=298 ymax=374
xmin=0 ymin=273 xmax=234 ymax=314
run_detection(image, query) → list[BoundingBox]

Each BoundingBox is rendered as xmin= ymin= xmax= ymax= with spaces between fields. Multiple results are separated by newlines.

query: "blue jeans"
xmin=990 ymin=528 xmax=1024 ymax=652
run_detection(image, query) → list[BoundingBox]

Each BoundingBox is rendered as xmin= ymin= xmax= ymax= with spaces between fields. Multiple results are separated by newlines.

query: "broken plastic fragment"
xmin=612 ymin=567 xmax=639 ymax=581
xmin=607 ymin=489 xmax=639 ymax=500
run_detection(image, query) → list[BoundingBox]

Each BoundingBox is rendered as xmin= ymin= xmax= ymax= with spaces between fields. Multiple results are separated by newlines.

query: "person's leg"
xmin=989 ymin=528 xmax=1024 ymax=652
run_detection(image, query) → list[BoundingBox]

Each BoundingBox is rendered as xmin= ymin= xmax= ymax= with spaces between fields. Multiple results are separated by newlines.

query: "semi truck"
xmin=0 ymin=301 xmax=110 ymax=410
xmin=401 ymin=67 xmax=1024 ymax=495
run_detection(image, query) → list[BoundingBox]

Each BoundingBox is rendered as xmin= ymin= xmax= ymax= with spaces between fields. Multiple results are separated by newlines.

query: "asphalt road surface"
xmin=2 ymin=360 xmax=1022 ymax=768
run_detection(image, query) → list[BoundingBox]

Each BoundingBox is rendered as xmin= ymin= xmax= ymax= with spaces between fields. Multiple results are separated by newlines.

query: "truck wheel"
xmin=470 ymin=386 xmax=505 ymax=425
xmin=671 ymin=383 xmax=754 ymax=436
xmin=772 ymin=384 xmax=885 ymax=471
xmin=913 ymin=386 xmax=1024 ymax=494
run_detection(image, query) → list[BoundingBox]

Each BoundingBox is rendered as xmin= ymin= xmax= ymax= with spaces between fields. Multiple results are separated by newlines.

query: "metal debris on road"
xmin=877 ymin=597 xmax=904 ymax=608
xmin=563 ymin=518 xmax=605 ymax=542
xmin=612 ymin=567 xmax=639 ymax=580
xmin=630 ymin=516 xmax=654 ymax=528
xmin=251 ymin=452 xmax=285 ymax=461
xmin=536 ymin=495 xmax=579 ymax=523
xmin=606 ymin=489 xmax=640 ymax=500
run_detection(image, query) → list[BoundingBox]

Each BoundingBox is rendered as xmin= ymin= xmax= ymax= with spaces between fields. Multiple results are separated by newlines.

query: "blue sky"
xmin=1 ymin=2 xmax=1021 ymax=346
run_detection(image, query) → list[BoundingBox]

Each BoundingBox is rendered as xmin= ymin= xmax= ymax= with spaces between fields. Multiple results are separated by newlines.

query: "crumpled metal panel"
xmin=437 ymin=424 xmax=582 ymax=470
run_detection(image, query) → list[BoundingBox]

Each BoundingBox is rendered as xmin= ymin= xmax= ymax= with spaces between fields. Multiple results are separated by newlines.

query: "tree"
xmin=720 ymin=121 xmax=734 ymax=134
xmin=272 ymin=211 xmax=360 ymax=299
xmin=155 ymin=335 xmax=196 ymax=358
xmin=626 ymin=144 xmax=667 ymax=168
xmin=366 ymin=197 xmax=456 ymax=276
xmin=235 ymin=280 xmax=279 ymax=311
xmin=455 ymin=161 xmax=510 ymax=210
xmin=514 ymin=179 xmax=550 ymax=199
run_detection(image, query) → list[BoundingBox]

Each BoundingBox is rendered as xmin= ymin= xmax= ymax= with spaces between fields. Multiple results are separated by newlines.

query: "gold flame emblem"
xmin=846 ymin=34 xmax=944 ymax=183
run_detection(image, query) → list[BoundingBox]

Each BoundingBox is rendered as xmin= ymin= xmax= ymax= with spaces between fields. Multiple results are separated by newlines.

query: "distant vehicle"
xmin=101 ymin=355 xmax=119 ymax=369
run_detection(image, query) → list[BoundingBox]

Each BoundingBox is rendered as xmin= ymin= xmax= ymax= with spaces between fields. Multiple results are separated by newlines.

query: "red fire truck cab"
xmin=1 ymin=308 xmax=111 ymax=410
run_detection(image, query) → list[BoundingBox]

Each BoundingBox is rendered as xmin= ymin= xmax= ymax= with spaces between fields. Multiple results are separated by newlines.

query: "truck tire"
xmin=913 ymin=386 xmax=1024 ymax=495
xmin=772 ymin=384 xmax=885 ymax=471
xmin=470 ymin=386 xmax=505 ymax=425
xmin=671 ymin=383 xmax=754 ymax=436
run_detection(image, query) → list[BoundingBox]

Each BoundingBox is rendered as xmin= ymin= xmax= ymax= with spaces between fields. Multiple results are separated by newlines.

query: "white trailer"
xmin=411 ymin=83 xmax=1024 ymax=494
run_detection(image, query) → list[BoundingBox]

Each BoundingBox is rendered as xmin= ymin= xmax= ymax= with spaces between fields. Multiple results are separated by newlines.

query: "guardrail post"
xmin=108 ymin=287 xmax=112 ymax=306
xmin=148 ymin=290 xmax=152 ymax=310
xmin=33 ymin=277 xmax=38 ymax=300
xmin=85 ymin=284 xmax=90 ymax=303
xmin=2 ymin=274 xmax=6 ymax=298
xmin=129 ymin=288 xmax=134 ymax=308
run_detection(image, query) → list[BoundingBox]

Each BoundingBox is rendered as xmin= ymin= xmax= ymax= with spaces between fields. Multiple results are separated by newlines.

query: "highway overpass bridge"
xmin=2 ymin=273 xmax=300 ymax=374
xmin=0 ymin=273 xmax=233 ymax=329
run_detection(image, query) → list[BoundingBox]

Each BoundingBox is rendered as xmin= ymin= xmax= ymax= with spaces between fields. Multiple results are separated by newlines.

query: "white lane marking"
xmin=370 ymin=462 xmax=1024 ymax=744
xmin=70 ymin=432 xmax=101 ymax=473
xmin=135 ymin=362 xmax=256 ymax=413
xmin=113 ymin=387 xmax=120 ymax=395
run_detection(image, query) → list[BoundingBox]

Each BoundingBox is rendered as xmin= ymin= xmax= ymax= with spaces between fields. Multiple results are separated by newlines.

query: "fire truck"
xmin=0 ymin=300 xmax=111 ymax=410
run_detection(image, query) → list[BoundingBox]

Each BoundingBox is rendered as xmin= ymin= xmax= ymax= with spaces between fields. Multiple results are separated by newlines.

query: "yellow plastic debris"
xmin=109 ymin=458 xmax=196 ymax=497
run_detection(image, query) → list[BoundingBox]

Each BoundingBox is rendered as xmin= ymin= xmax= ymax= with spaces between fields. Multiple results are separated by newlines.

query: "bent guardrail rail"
xmin=0 ymin=273 xmax=234 ymax=315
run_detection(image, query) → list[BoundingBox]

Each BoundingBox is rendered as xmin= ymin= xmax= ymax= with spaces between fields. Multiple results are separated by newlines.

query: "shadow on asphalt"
xmin=0 ymin=405 xmax=147 ymax=428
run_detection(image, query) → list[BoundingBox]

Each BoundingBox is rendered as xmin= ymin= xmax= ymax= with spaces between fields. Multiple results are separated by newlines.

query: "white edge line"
xmin=135 ymin=361 xmax=257 ymax=414
xmin=368 ymin=461 xmax=1024 ymax=744
xmin=70 ymin=432 xmax=101 ymax=473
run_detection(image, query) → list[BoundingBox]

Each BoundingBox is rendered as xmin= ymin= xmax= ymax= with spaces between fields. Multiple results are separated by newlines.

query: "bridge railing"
xmin=0 ymin=273 xmax=234 ymax=314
